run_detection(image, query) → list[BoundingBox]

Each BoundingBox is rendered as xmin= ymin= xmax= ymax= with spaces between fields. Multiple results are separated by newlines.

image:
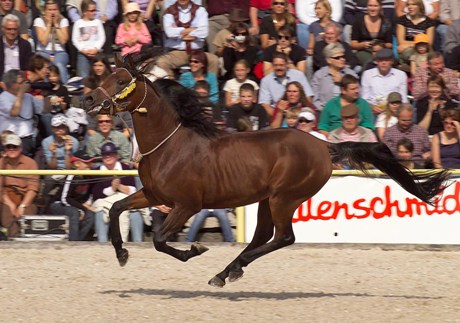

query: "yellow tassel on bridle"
xmin=117 ymin=82 xmax=136 ymax=100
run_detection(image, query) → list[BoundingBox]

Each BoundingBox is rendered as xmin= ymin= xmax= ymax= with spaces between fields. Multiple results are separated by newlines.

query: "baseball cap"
xmin=3 ymin=134 xmax=21 ymax=146
xmin=298 ymin=111 xmax=316 ymax=122
xmin=387 ymin=92 xmax=402 ymax=103
xmin=51 ymin=114 xmax=67 ymax=127
xmin=100 ymin=142 xmax=118 ymax=155
xmin=375 ymin=48 xmax=394 ymax=60
xmin=414 ymin=33 xmax=429 ymax=44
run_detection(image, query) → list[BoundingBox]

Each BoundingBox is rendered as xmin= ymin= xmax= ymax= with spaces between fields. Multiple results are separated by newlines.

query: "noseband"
xmin=95 ymin=68 xmax=148 ymax=115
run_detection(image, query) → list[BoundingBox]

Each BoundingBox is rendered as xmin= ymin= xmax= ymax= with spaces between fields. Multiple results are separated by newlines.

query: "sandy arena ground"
xmin=1 ymin=242 xmax=460 ymax=322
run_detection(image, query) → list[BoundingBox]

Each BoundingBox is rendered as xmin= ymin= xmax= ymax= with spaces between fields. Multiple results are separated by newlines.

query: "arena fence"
xmin=1 ymin=169 xmax=459 ymax=243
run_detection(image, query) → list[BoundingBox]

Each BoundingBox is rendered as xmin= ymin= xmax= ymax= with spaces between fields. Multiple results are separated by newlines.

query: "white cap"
xmin=298 ymin=111 xmax=315 ymax=122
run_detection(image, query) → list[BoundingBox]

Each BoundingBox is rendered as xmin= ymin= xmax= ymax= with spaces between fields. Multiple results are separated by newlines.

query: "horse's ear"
xmin=125 ymin=54 xmax=136 ymax=71
xmin=114 ymin=53 xmax=123 ymax=68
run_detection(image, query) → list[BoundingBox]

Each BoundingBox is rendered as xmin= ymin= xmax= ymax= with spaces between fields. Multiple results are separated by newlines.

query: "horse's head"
xmin=83 ymin=55 xmax=147 ymax=116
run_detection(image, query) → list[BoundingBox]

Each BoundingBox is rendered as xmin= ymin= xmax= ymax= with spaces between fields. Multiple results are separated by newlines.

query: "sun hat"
xmin=124 ymin=2 xmax=141 ymax=15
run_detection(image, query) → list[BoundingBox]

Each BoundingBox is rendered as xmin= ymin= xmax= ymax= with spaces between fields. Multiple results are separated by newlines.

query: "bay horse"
xmin=83 ymin=55 xmax=449 ymax=288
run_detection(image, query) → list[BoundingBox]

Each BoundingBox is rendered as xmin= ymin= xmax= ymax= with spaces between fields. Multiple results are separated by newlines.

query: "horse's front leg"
xmin=152 ymin=205 xmax=208 ymax=262
xmin=109 ymin=189 xmax=151 ymax=266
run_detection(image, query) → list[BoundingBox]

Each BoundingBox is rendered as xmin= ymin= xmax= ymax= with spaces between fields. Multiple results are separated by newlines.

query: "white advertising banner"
xmin=245 ymin=176 xmax=460 ymax=244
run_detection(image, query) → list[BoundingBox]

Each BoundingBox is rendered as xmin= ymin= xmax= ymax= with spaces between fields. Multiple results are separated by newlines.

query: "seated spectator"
xmin=437 ymin=0 xmax=460 ymax=54
xmin=115 ymin=2 xmax=151 ymax=56
xmin=361 ymin=48 xmax=408 ymax=114
xmin=271 ymin=81 xmax=316 ymax=128
xmin=249 ymin=0 xmax=294 ymax=36
xmin=259 ymin=52 xmax=313 ymax=116
xmin=305 ymin=0 xmax=337 ymax=56
xmin=410 ymin=33 xmax=431 ymax=77
xmin=444 ymin=19 xmax=460 ymax=71
xmin=194 ymin=80 xmax=225 ymax=128
xmin=285 ymin=108 xmax=300 ymax=128
xmin=0 ymin=14 xmax=32 ymax=78
xmin=328 ymin=103 xmax=378 ymax=143
xmin=258 ymin=0 xmax=296 ymax=49
xmin=0 ymin=134 xmax=39 ymax=237
xmin=227 ymin=83 xmax=269 ymax=132
xmin=313 ymin=21 xmax=359 ymax=72
xmin=318 ymin=74 xmax=374 ymax=137
xmin=156 ymin=0 xmax=219 ymax=79
xmin=296 ymin=108 xmax=327 ymax=140
xmin=223 ymin=59 xmax=259 ymax=108
xmin=34 ymin=0 xmax=70 ymax=83
xmin=212 ymin=8 xmax=250 ymax=57
xmin=24 ymin=54 xmax=51 ymax=86
xmin=263 ymin=25 xmax=306 ymax=76
xmin=87 ymin=115 xmax=131 ymax=163
xmin=221 ymin=22 xmax=259 ymax=81
xmin=396 ymin=137 xmax=424 ymax=169
xmin=342 ymin=0 xmax=373 ymax=43
xmin=375 ymin=92 xmax=402 ymax=141
xmin=0 ymin=69 xmax=44 ymax=157
xmin=382 ymin=103 xmax=431 ymax=165
xmin=121 ymin=0 xmax=161 ymax=46
xmin=0 ymin=0 xmax=28 ymax=40
xmin=416 ymin=75 xmax=458 ymax=135
xmin=311 ymin=42 xmax=358 ymax=111
xmin=396 ymin=0 xmax=436 ymax=65
xmin=362 ymin=39 xmax=385 ymax=71
xmin=206 ymin=4 xmax=249 ymax=56
xmin=185 ymin=209 xmax=235 ymax=242
xmin=396 ymin=0 xmax=440 ymax=21
xmin=82 ymin=52 xmax=112 ymax=94
xmin=296 ymin=0 xmax=343 ymax=50
xmin=42 ymin=114 xmax=78 ymax=170
xmin=71 ymin=0 xmax=106 ymax=78
xmin=179 ymin=50 xmax=219 ymax=103
xmin=350 ymin=0 xmax=393 ymax=68
xmin=432 ymin=109 xmax=460 ymax=169
xmin=44 ymin=65 xmax=71 ymax=115
xmin=92 ymin=142 xmax=145 ymax=242
xmin=50 ymin=149 xmax=96 ymax=241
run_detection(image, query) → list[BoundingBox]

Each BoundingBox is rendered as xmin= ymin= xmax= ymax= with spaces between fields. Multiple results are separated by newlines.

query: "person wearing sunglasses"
xmin=0 ymin=0 xmax=29 ymax=40
xmin=431 ymin=108 xmax=460 ymax=169
xmin=311 ymin=42 xmax=357 ymax=111
xmin=86 ymin=115 xmax=131 ymax=163
xmin=0 ymin=134 xmax=39 ymax=238
xmin=296 ymin=108 xmax=326 ymax=141
xmin=249 ymin=0 xmax=294 ymax=36
xmin=258 ymin=0 xmax=296 ymax=49
xmin=262 ymin=25 xmax=306 ymax=76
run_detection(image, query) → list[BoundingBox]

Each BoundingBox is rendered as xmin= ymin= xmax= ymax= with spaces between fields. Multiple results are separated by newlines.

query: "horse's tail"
xmin=328 ymin=142 xmax=450 ymax=205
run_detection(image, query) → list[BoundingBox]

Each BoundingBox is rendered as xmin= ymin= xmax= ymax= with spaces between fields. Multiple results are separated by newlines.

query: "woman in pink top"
xmin=115 ymin=2 xmax=151 ymax=56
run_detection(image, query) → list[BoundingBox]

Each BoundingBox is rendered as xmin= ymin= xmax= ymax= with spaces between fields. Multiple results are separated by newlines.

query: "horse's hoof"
xmin=208 ymin=276 xmax=225 ymax=288
xmin=229 ymin=269 xmax=244 ymax=283
xmin=117 ymin=248 xmax=129 ymax=267
xmin=191 ymin=242 xmax=209 ymax=255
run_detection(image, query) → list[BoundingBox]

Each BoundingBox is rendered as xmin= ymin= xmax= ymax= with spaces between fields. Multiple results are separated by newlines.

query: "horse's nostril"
xmin=85 ymin=95 xmax=94 ymax=105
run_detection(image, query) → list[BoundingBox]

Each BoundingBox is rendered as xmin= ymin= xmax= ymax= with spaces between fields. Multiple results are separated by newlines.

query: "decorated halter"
xmin=96 ymin=68 xmax=148 ymax=115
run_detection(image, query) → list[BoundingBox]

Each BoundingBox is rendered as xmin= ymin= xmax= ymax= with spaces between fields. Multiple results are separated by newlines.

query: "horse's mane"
xmin=121 ymin=51 xmax=223 ymax=139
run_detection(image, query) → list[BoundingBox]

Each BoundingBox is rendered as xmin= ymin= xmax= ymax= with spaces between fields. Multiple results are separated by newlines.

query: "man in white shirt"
xmin=360 ymin=48 xmax=408 ymax=114
xmin=156 ymin=0 xmax=218 ymax=79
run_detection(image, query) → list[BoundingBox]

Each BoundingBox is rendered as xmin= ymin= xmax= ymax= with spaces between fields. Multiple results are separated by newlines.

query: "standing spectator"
xmin=227 ymin=83 xmax=269 ymax=132
xmin=157 ymin=0 xmax=218 ymax=79
xmin=41 ymin=114 xmax=78 ymax=170
xmin=71 ymin=0 xmax=106 ymax=78
xmin=115 ymin=2 xmax=151 ymax=56
xmin=318 ymin=74 xmax=375 ymax=137
xmin=258 ymin=0 xmax=296 ymax=49
xmin=296 ymin=0 xmax=343 ymax=50
xmin=258 ymin=52 xmax=313 ymax=116
xmin=0 ymin=134 xmax=39 ymax=238
xmin=179 ymin=50 xmax=219 ymax=103
xmin=396 ymin=0 xmax=436 ymax=65
xmin=50 ymin=150 xmax=96 ymax=241
xmin=271 ymin=81 xmax=316 ymax=128
xmin=375 ymin=92 xmax=402 ymax=141
xmin=360 ymin=48 xmax=408 ymax=114
xmin=351 ymin=0 xmax=393 ymax=68
xmin=0 ymin=69 xmax=44 ymax=157
xmin=34 ymin=0 xmax=70 ymax=83
xmin=223 ymin=59 xmax=259 ymax=108
xmin=412 ymin=51 xmax=460 ymax=101
xmin=92 ymin=142 xmax=144 ymax=243
xmin=185 ymin=209 xmax=235 ymax=242
xmin=0 ymin=14 xmax=31 ymax=78
xmin=416 ymin=75 xmax=457 ymax=135
xmin=311 ymin=42 xmax=358 ymax=111
xmin=262 ymin=25 xmax=306 ymax=75
xmin=432 ymin=109 xmax=460 ymax=169
xmin=86 ymin=115 xmax=131 ymax=163
xmin=313 ymin=21 xmax=359 ymax=72
xmin=0 ymin=0 xmax=28 ymax=40
xmin=328 ymin=103 xmax=378 ymax=143
xmin=382 ymin=103 xmax=431 ymax=164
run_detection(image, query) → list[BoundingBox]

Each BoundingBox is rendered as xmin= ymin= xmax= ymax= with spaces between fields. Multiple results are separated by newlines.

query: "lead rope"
xmin=134 ymin=123 xmax=182 ymax=163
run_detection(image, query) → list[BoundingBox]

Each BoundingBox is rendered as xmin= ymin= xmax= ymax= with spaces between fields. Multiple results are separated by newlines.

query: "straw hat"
xmin=124 ymin=2 xmax=141 ymax=15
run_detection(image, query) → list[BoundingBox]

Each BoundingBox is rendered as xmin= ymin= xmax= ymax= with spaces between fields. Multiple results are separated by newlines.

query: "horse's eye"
xmin=117 ymin=80 xmax=124 ymax=86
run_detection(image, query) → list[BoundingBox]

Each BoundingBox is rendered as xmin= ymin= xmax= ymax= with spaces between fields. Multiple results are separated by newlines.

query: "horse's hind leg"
xmin=152 ymin=205 xmax=209 ymax=262
xmin=209 ymin=198 xmax=274 ymax=287
xmin=109 ymin=189 xmax=151 ymax=266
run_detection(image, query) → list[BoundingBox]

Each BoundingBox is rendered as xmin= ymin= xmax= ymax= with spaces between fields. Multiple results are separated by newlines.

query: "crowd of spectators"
xmin=1 ymin=0 xmax=460 ymax=241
